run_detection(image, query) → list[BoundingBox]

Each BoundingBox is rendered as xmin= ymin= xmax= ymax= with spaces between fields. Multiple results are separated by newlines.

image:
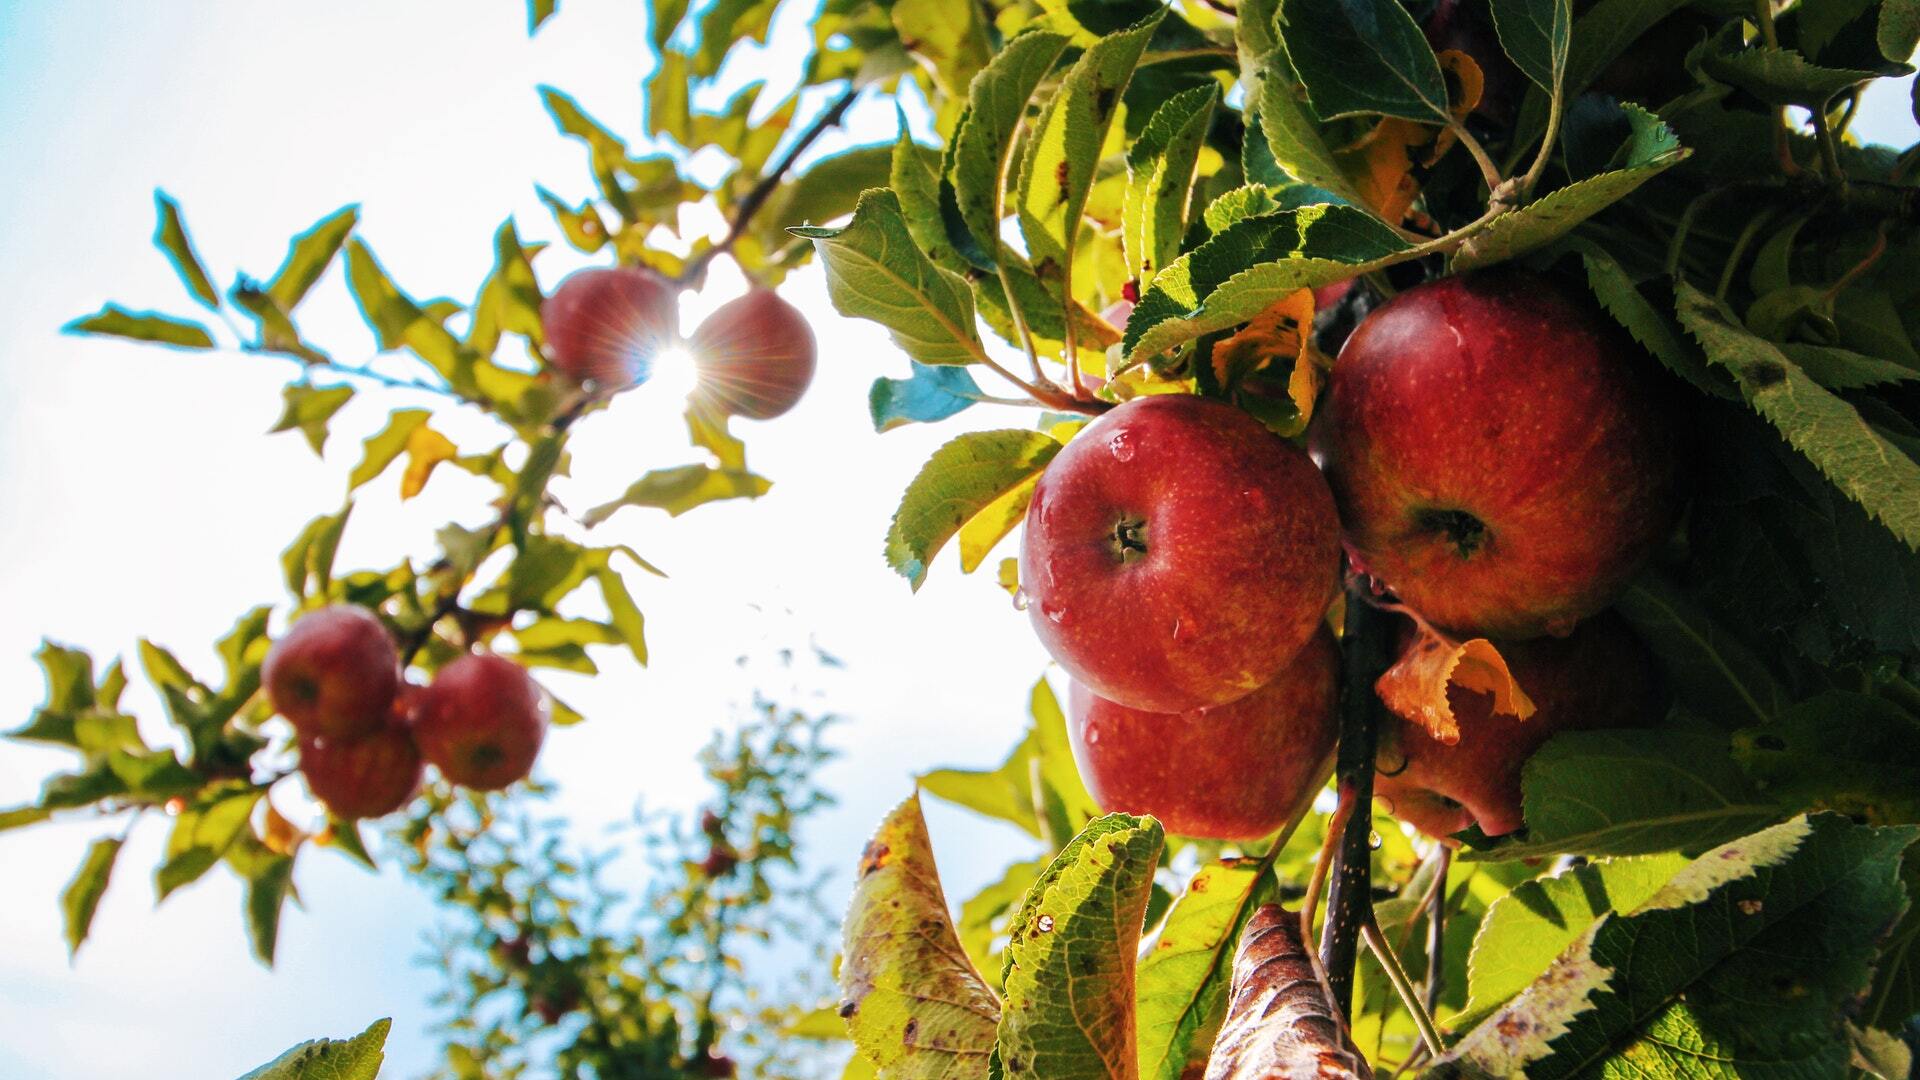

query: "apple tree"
xmin=10 ymin=0 xmax=1920 ymax=1076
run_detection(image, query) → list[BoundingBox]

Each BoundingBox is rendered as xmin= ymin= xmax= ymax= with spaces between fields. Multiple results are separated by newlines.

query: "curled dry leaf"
xmin=1334 ymin=50 xmax=1485 ymax=224
xmin=1375 ymin=614 xmax=1535 ymax=744
xmin=1204 ymin=905 xmax=1372 ymax=1080
xmin=1211 ymin=290 xmax=1327 ymax=436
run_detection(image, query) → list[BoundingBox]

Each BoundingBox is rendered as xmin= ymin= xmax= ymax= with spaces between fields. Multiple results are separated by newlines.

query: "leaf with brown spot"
xmin=840 ymin=794 xmax=1000 ymax=1078
xmin=1210 ymin=290 xmax=1324 ymax=436
xmin=1375 ymin=618 xmax=1534 ymax=744
xmin=1202 ymin=905 xmax=1372 ymax=1080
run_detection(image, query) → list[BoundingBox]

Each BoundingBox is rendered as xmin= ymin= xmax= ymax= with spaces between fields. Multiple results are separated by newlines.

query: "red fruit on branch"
xmin=411 ymin=654 xmax=548 ymax=790
xmin=688 ymin=288 xmax=817 ymax=419
xmin=1313 ymin=270 xmax=1681 ymax=639
xmin=1373 ymin=613 xmax=1660 ymax=840
xmin=263 ymin=605 xmax=401 ymax=741
xmin=299 ymin=723 xmax=424 ymax=820
xmin=541 ymin=265 xmax=680 ymax=388
xmin=1022 ymin=394 xmax=1341 ymax=713
xmin=1068 ymin=630 xmax=1339 ymax=841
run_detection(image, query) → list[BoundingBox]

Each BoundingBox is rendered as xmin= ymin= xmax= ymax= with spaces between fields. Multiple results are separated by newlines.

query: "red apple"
xmin=1313 ymin=270 xmax=1680 ymax=639
xmin=1023 ymin=395 xmax=1340 ymax=713
xmin=263 ymin=605 xmax=400 ymax=741
xmin=541 ymin=265 xmax=680 ymax=388
xmin=1101 ymin=298 xmax=1134 ymax=332
xmin=299 ymin=723 xmax=423 ymax=820
xmin=412 ymin=653 xmax=548 ymax=790
xmin=1373 ymin=613 xmax=1659 ymax=839
xmin=688 ymin=288 xmax=816 ymax=419
xmin=1068 ymin=630 xmax=1339 ymax=841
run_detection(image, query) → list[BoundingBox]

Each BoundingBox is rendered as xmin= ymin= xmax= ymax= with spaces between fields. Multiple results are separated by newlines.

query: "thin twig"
xmin=1424 ymin=845 xmax=1451 ymax=1014
xmin=1449 ymin=121 xmax=1503 ymax=197
xmin=1516 ymin=87 xmax=1563 ymax=200
xmin=677 ymin=84 xmax=862 ymax=287
xmin=1362 ymin=915 xmax=1446 ymax=1058
xmin=1811 ymin=104 xmax=1846 ymax=188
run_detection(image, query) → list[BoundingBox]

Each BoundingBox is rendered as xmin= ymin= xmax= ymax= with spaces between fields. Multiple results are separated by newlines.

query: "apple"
xmin=263 ymin=605 xmax=401 ymax=741
xmin=1312 ymin=270 xmax=1681 ymax=639
xmin=412 ymin=653 xmax=548 ymax=790
xmin=1022 ymin=394 xmax=1341 ymax=713
xmin=1373 ymin=613 xmax=1659 ymax=839
xmin=541 ymin=265 xmax=680 ymax=388
xmin=1101 ymin=298 xmax=1134 ymax=332
xmin=299 ymin=723 xmax=423 ymax=820
xmin=1068 ymin=630 xmax=1339 ymax=841
xmin=688 ymin=288 xmax=816 ymax=419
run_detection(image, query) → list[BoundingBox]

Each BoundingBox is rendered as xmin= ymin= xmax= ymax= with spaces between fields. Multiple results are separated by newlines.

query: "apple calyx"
xmin=1415 ymin=507 xmax=1488 ymax=558
xmin=1109 ymin=517 xmax=1149 ymax=563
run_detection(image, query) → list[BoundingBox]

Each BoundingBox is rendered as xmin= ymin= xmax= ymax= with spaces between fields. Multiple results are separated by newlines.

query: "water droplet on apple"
xmin=1011 ymin=586 xmax=1030 ymax=611
xmin=1241 ymin=487 xmax=1268 ymax=514
xmin=1367 ymin=831 xmax=1384 ymax=850
xmin=1083 ymin=727 xmax=1100 ymax=746
xmin=1041 ymin=602 xmax=1072 ymax=627
xmin=1107 ymin=431 xmax=1135 ymax=462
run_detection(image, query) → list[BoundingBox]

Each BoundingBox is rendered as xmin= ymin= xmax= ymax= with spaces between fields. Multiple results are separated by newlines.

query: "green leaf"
xmin=158 ymin=786 xmax=265 ymax=901
xmin=268 ymin=383 xmax=355 ymax=457
xmin=229 ymin=837 xmax=295 ymax=966
xmin=884 ymin=429 xmax=1063 ymax=590
xmin=237 ymin=1018 xmax=391 ymax=1080
xmin=795 ymin=189 xmax=987 ymax=367
xmin=1574 ymin=242 xmax=1734 ymax=400
xmin=870 ymin=362 xmax=987 ymax=432
xmin=948 ymin=30 xmax=1072 ymax=268
xmin=1135 ymin=861 xmax=1270 ymax=1080
xmin=280 ymin=505 xmax=352 ymax=599
xmin=344 ymin=240 xmax=472 ymax=393
xmin=1614 ymin=571 xmax=1785 ymax=728
xmin=1455 ymin=853 xmax=1688 ymax=1027
xmin=1124 ymin=84 xmax=1220 ymax=286
xmin=891 ymin=119 xmax=966 ymax=274
xmin=1124 ymin=204 xmax=1411 ymax=363
xmin=348 ymin=408 xmax=430 ymax=491
xmin=1461 ymin=730 xmax=1787 ymax=861
xmin=1676 ymin=281 xmax=1920 ymax=552
xmin=467 ymin=221 xmax=546 ymax=360
xmin=536 ymin=186 xmax=608 ymax=253
xmin=1245 ymin=50 xmax=1369 ymax=209
xmin=691 ymin=0 xmax=778 ymax=77
xmin=920 ymin=677 xmax=1094 ymax=842
xmin=650 ymin=0 xmax=690 ymax=49
xmin=644 ymin=48 xmax=691 ymax=144
xmin=1454 ymin=105 xmax=1687 ymax=270
xmin=1507 ymin=0 xmax=1688 ymax=153
xmin=1276 ymin=0 xmax=1449 ymax=122
xmin=1777 ymin=342 xmax=1919 ymax=390
xmin=64 ymin=305 xmax=215 ymax=350
xmin=267 ymin=205 xmax=358 ymax=313
xmin=1490 ymin=0 xmax=1572 ymax=93
xmin=153 ymin=191 xmax=220 ymax=309
xmin=1882 ymin=0 xmax=1920 ymax=64
xmin=527 ymin=0 xmax=557 ymax=33
xmin=960 ymin=858 xmax=1051 ymax=986
xmin=840 ymin=794 xmax=1001 ymax=1076
xmin=1732 ymin=692 xmax=1920 ymax=825
xmin=1700 ymin=45 xmax=1908 ymax=109
xmin=891 ymin=0 xmax=993 ymax=97
xmin=11 ymin=641 xmax=97 ymax=747
xmin=62 ymin=836 xmax=123 ymax=957
xmin=1440 ymin=814 xmax=1918 ymax=1078
xmin=1015 ymin=11 xmax=1164 ymax=277
xmin=996 ymin=814 xmax=1164 ymax=1077
xmin=581 ymin=464 xmax=771 ymax=525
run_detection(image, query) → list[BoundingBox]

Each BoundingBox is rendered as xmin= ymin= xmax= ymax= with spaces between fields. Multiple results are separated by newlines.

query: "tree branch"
xmin=677 ymin=84 xmax=862 ymax=287
xmin=1319 ymin=582 xmax=1394 ymax=1014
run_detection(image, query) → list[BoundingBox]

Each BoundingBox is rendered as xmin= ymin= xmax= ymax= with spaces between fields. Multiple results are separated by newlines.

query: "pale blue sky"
xmin=0 ymin=4 xmax=1915 ymax=1078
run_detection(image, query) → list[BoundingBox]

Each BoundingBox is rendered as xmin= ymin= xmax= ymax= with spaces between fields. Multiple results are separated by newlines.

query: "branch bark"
xmin=1319 ymin=584 xmax=1394 ymax=1014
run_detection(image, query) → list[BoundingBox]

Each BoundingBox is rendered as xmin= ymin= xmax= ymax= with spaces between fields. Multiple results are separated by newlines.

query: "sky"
xmin=0 ymin=4 xmax=1915 ymax=1079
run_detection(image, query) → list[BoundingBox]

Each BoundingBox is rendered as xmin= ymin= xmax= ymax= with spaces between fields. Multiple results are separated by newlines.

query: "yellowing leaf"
xmin=1375 ymin=617 xmax=1535 ymax=743
xmin=957 ymin=475 xmax=1040 ymax=574
xmin=1204 ymin=905 xmax=1370 ymax=1079
xmin=400 ymin=423 xmax=458 ymax=500
xmin=840 ymin=794 xmax=1000 ymax=1075
xmin=1333 ymin=50 xmax=1484 ymax=224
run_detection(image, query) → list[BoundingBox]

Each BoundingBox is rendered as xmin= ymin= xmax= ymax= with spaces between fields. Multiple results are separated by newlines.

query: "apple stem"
xmin=1318 ymin=583 xmax=1394 ymax=1015
xmin=1423 ymin=844 xmax=1451 ymax=1013
xmin=1362 ymin=914 xmax=1446 ymax=1058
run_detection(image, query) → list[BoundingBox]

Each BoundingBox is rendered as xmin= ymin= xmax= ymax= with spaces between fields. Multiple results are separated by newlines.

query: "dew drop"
xmin=1012 ymin=586 xmax=1030 ymax=612
xmin=1108 ymin=431 xmax=1136 ymax=462
xmin=1041 ymin=602 xmax=1072 ymax=627
xmin=1083 ymin=727 xmax=1101 ymax=746
xmin=1241 ymin=487 xmax=1268 ymax=514
xmin=1367 ymin=831 xmax=1384 ymax=850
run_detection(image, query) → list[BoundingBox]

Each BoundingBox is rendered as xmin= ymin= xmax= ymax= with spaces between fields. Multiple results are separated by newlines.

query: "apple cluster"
xmin=263 ymin=605 xmax=550 ymax=819
xmin=542 ymin=265 xmax=817 ymax=420
xmin=1027 ymin=270 xmax=1680 ymax=843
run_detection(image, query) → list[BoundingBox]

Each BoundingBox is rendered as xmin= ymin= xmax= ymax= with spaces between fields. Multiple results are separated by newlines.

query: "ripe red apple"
xmin=688 ymin=288 xmax=816 ymax=419
xmin=541 ymin=265 xmax=680 ymax=388
xmin=1068 ymin=630 xmax=1339 ymax=841
xmin=1374 ymin=613 xmax=1659 ymax=839
xmin=1023 ymin=394 xmax=1341 ymax=713
xmin=299 ymin=723 xmax=423 ymax=820
xmin=411 ymin=653 xmax=548 ymax=790
xmin=263 ymin=605 xmax=401 ymax=741
xmin=1313 ymin=270 xmax=1680 ymax=639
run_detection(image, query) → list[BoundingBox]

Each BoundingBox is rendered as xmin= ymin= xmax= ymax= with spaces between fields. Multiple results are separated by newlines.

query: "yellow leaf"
xmin=959 ymin=476 xmax=1040 ymax=574
xmin=997 ymin=556 xmax=1020 ymax=599
xmin=261 ymin=799 xmax=306 ymax=857
xmin=400 ymin=423 xmax=458 ymax=500
xmin=1334 ymin=50 xmax=1485 ymax=224
xmin=1213 ymin=289 xmax=1316 ymax=385
xmin=1375 ymin=615 xmax=1535 ymax=744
